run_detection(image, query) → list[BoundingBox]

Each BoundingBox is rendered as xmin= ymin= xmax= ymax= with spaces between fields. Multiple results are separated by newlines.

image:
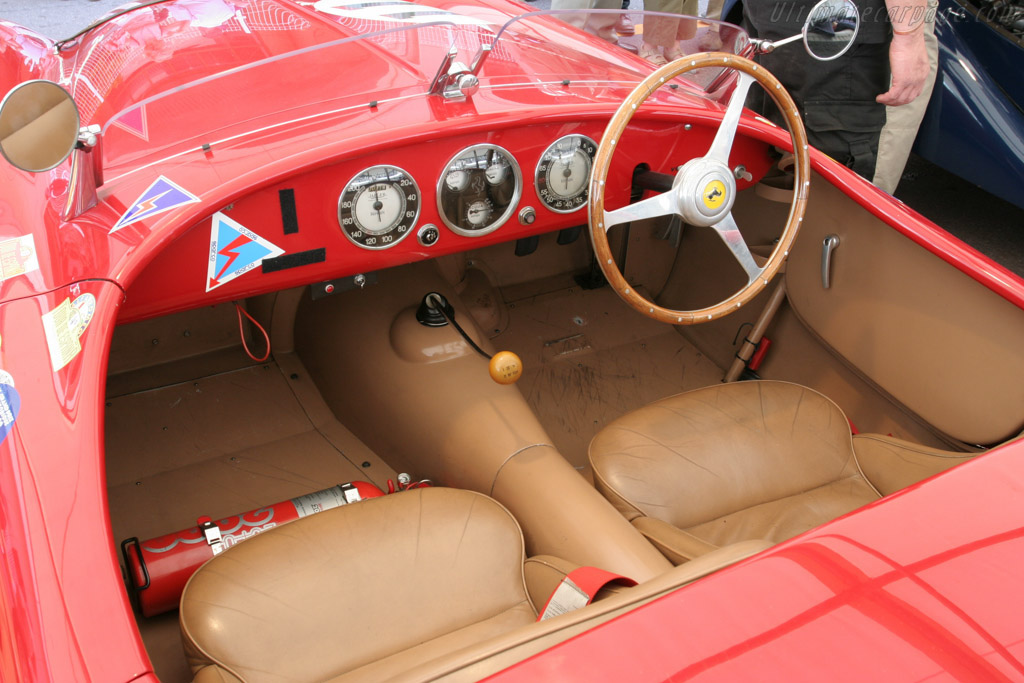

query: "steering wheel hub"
xmin=674 ymin=157 xmax=737 ymax=225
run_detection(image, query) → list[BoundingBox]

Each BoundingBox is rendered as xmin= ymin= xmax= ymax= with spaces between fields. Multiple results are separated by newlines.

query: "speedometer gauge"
xmin=339 ymin=165 xmax=419 ymax=250
xmin=535 ymin=134 xmax=597 ymax=213
xmin=437 ymin=144 xmax=522 ymax=237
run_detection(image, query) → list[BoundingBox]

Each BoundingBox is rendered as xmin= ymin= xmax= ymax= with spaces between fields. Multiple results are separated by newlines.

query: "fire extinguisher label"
xmin=291 ymin=485 xmax=352 ymax=518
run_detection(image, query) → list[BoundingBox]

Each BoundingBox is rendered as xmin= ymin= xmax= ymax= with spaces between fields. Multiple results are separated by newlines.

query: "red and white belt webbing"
xmin=538 ymin=567 xmax=636 ymax=621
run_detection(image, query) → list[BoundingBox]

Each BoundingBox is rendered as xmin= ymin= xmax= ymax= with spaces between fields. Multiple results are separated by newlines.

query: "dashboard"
xmin=338 ymin=136 xmax=596 ymax=249
xmin=120 ymin=117 xmax=771 ymax=322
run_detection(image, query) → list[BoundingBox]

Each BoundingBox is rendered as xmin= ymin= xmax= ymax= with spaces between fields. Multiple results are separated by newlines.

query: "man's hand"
xmin=877 ymin=31 xmax=929 ymax=106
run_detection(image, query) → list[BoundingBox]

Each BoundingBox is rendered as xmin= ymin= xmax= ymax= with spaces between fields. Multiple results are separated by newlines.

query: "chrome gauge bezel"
xmin=436 ymin=144 xmax=523 ymax=237
xmin=535 ymin=134 xmax=597 ymax=214
xmin=338 ymin=164 xmax=420 ymax=250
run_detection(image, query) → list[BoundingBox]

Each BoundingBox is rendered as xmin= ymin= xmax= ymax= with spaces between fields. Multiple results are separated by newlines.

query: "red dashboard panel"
xmin=120 ymin=117 xmax=771 ymax=321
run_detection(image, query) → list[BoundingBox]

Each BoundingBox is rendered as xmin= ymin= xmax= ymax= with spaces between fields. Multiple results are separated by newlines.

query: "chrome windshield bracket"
xmin=429 ymin=46 xmax=459 ymax=96
xmin=429 ymin=47 xmax=480 ymax=100
xmin=470 ymin=44 xmax=492 ymax=74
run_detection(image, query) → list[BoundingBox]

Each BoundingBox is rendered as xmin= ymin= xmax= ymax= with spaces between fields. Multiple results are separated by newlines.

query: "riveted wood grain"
xmin=588 ymin=53 xmax=809 ymax=325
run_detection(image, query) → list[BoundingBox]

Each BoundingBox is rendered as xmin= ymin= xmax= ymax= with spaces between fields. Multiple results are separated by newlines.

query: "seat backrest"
xmin=180 ymin=487 xmax=533 ymax=682
xmin=590 ymin=381 xmax=866 ymax=533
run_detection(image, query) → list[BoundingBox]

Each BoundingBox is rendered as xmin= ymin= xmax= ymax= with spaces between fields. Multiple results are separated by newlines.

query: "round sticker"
xmin=69 ymin=293 xmax=96 ymax=338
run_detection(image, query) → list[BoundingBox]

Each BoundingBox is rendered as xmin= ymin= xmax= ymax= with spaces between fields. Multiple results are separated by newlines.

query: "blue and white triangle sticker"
xmin=206 ymin=212 xmax=285 ymax=292
xmin=111 ymin=176 xmax=200 ymax=233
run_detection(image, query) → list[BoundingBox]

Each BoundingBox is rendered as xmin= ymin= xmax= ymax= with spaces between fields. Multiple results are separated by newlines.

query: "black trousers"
xmin=744 ymin=5 xmax=890 ymax=179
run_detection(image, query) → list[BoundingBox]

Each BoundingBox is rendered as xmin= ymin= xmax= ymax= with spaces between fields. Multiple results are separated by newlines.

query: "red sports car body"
xmin=1 ymin=1 xmax=1022 ymax=681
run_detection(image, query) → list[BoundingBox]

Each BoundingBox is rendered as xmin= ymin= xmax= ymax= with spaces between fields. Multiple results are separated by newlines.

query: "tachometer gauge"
xmin=338 ymin=165 xmax=419 ymax=250
xmin=437 ymin=144 xmax=522 ymax=237
xmin=535 ymin=134 xmax=597 ymax=213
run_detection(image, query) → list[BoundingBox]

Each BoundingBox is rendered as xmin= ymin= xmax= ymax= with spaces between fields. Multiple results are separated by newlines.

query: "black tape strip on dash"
xmin=279 ymin=188 xmax=299 ymax=234
xmin=262 ymin=248 xmax=326 ymax=273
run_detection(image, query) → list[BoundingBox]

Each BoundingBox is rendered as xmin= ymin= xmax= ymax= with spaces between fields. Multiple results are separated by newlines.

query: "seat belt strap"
xmin=538 ymin=566 xmax=636 ymax=621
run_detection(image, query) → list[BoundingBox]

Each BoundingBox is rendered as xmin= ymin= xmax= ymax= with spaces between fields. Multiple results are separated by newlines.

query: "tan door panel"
xmin=785 ymin=176 xmax=1024 ymax=446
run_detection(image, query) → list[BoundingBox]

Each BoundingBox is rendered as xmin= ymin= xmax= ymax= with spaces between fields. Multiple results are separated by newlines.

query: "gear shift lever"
xmin=417 ymin=292 xmax=523 ymax=385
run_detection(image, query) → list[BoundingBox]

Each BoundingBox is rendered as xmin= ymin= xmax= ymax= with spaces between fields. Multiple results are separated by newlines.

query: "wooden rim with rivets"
xmin=588 ymin=52 xmax=809 ymax=325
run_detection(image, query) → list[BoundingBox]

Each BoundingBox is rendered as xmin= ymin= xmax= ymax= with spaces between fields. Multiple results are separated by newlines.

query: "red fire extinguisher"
xmin=121 ymin=481 xmax=384 ymax=617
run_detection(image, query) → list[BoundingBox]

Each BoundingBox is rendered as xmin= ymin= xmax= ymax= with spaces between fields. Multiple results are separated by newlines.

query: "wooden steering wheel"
xmin=588 ymin=53 xmax=810 ymax=325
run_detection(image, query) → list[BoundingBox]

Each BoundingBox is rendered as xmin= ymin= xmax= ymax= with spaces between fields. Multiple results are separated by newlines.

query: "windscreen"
xmin=97 ymin=6 xmax=748 ymax=177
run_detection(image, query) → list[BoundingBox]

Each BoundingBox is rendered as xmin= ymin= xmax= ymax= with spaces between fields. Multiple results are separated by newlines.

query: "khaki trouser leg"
xmin=872 ymin=1 xmax=939 ymax=193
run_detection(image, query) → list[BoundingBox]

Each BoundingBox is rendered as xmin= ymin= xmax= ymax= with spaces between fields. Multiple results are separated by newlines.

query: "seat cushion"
xmin=180 ymin=487 xmax=534 ymax=682
xmin=590 ymin=380 xmax=881 ymax=549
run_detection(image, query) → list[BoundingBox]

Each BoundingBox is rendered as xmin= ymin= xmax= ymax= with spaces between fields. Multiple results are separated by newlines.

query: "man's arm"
xmin=876 ymin=0 xmax=930 ymax=106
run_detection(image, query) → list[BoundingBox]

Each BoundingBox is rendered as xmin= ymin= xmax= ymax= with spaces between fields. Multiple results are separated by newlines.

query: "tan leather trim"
xmin=853 ymin=434 xmax=976 ymax=496
xmin=589 ymin=464 xmax=644 ymax=522
xmin=684 ymin=473 xmax=880 ymax=546
xmin=487 ymin=443 xmax=557 ymax=497
xmin=590 ymin=380 xmax=870 ymax=529
xmin=589 ymin=380 xmax=884 ymax=547
xmin=180 ymin=488 xmax=532 ymax=682
xmin=785 ymin=176 xmax=1024 ymax=445
xmin=329 ymin=604 xmax=537 ymax=683
xmin=385 ymin=540 xmax=773 ymax=683
xmin=631 ymin=516 xmax=720 ymax=564
xmin=491 ymin=444 xmax=672 ymax=581
xmin=191 ymin=665 xmax=243 ymax=683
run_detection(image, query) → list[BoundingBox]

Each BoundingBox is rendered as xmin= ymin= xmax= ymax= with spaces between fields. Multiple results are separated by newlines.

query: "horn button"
xmin=673 ymin=158 xmax=737 ymax=227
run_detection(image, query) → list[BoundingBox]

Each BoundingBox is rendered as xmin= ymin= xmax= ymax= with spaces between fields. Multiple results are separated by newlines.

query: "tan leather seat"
xmin=589 ymin=380 xmax=884 ymax=563
xmin=180 ymin=487 xmax=541 ymax=682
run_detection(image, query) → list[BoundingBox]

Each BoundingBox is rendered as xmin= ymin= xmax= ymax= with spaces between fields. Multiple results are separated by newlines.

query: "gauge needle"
xmin=563 ymin=166 xmax=572 ymax=190
xmin=373 ymin=190 xmax=384 ymax=222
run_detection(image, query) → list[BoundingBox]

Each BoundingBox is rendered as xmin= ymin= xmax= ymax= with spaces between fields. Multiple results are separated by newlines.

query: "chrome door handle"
xmin=821 ymin=234 xmax=840 ymax=289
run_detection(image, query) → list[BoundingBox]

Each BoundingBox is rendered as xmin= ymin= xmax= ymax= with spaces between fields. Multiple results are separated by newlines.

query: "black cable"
xmin=426 ymin=293 xmax=491 ymax=360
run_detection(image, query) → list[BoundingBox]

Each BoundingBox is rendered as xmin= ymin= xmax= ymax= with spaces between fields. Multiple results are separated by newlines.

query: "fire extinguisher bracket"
xmin=198 ymin=516 xmax=226 ymax=556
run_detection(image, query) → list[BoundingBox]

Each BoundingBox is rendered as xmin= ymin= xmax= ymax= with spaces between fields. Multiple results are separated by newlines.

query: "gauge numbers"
xmin=437 ymin=144 xmax=522 ymax=237
xmin=535 ymin=135 xmax=597 ymax=213
xmin=338 ymin=165 xmax=419 ymax=250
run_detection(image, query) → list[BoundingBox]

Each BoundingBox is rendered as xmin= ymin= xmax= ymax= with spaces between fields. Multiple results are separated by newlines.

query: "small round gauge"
xmin=338 ymin=165 xmax=419 ymax=250
xmin=466 ymin=199 xmax=493 ymax=227
xmin=445 ymin=169 xmax=470 ymax=192
xmin=535 ymin=134 xmax=597 ymax=214
xmin=485 ymin=160 xmax=509 ymax=185
xmin=437 ymin=144 xmax=522 ymax=237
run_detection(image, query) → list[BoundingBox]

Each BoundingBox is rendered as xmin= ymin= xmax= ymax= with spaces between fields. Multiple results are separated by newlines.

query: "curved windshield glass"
xmin=97 ymin=7 xmax=748 ymax=180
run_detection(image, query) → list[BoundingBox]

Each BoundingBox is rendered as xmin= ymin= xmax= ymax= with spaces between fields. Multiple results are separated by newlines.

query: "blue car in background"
xmin=723 ymin=0 xmax=1024 ymax=211
xmin=916 ymin=0 xmax=1024 ymax=211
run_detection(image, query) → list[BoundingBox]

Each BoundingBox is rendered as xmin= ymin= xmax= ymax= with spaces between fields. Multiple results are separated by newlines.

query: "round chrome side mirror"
xmin=0 ymin=80 xmax=81 ymax=172
xmin=803 ymin=0 xmax=860 ymax=61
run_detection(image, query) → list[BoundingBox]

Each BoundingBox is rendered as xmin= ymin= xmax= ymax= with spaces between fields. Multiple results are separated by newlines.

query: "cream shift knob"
xmin=488 ymin=350 xmax=523 ymax=385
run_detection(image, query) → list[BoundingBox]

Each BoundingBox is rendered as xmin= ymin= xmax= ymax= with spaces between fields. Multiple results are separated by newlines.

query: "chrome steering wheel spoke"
xmin=711 ymin=212 xmax=762 ymax=284
xmin=602 ymin=188 xmax=679 ymax=232
xmin=706 ymin=71 xmax=755 ymax=165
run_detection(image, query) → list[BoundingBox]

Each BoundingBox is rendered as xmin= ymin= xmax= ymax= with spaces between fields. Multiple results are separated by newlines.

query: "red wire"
xmin=235 ymin=303 xmax=271 ymax=362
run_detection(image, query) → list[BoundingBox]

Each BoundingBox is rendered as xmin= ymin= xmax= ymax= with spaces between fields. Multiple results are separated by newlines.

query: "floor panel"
xmin=105 ymin=357 xmax=390 ymax=683
xmin=498 ymin=284 xmax=722 ymax=472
